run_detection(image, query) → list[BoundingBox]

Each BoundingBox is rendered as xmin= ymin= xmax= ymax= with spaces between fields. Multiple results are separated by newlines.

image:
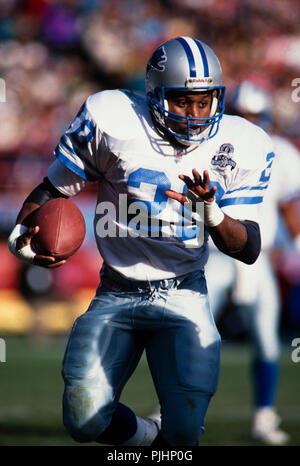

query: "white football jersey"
xmin=258 ymin=134 xmax=300 ymax=249
xmin=47 ymin=89 xmax=274 ymax=280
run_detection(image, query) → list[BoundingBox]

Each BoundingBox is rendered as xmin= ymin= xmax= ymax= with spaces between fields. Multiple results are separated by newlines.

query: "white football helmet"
xmin=228 ymin=81 xmax=272 ymax=130
xmin=146 ymin=36 xmax=226 ymax=146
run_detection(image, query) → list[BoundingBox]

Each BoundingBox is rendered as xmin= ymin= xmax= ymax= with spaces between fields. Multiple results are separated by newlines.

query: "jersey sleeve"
xmin=218 ymin=135 xmax=275 ymax=222
xmin=47 ymin=159 xmax=94 ymax=197
xmin=272 ymin=136 xmax=300 ymax=205
xmin=53 ymin=94 xmax=111 ymax=182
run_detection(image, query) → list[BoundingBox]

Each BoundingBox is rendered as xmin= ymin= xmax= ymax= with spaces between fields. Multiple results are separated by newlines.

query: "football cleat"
xmin=148 ymin=405 xmax=161 ymax=423
xmin=252 ymin=407 xmax=289 ymax=445
xmin=139 ymin=417 xmax=161 ymax=446
xmin=120 ymin=416 xmax=161 ymax=446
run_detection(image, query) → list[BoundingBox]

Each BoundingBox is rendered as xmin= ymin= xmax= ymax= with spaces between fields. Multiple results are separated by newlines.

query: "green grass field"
xmin=0 ymin=336 xmax=299 ymax=446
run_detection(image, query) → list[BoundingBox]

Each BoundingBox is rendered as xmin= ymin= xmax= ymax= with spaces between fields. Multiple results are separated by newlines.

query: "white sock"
xmin=120 ymin=416 xmax=160 ymax=446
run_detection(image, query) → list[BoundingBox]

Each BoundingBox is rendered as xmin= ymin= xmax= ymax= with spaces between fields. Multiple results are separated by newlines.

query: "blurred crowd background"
xmin=0 ymin=0 xmax=300 ymax=337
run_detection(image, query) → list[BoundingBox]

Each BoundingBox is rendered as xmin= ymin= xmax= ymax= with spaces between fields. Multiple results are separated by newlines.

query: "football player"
xmin=8 ymin=38 xmax=273 ymax=446
xmin=205 ymin=81 xmax=300 ymax=444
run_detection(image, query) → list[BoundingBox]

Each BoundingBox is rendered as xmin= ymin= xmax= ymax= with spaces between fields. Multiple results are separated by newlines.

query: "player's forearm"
xmin=209 ymin=214 xmax=247 ymax=253
xmin=15 ymin=177 xmax=68 ymax=226
xmin=209 ymin=214 xmax=247 ymax=252
xmin=9 ymin=179 xmax=69 ymax=268
xmin=16 ymin=202 xmax=41 ymax=226
xmin=209 ymin=216 xmax=261 ymax=264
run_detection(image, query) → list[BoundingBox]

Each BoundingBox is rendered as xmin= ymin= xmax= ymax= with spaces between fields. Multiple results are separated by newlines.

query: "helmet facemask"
xmin=148 ymin=86 xmax=225 ymax=146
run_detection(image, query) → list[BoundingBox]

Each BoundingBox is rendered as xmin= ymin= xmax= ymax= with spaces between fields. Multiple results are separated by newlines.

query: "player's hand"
xmin=165 ymin=169 xmax=217 ymax=204
xmin=16 ymin=226 xmax=66 ymax=268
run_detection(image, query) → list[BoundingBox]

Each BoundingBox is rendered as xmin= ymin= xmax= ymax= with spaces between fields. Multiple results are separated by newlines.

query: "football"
xmin=30 ymin=198 xmax=86 ymax=261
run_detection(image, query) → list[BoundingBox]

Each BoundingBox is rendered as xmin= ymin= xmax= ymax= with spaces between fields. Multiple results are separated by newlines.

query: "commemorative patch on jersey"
xmin=147 ymin=46 xmax=167 ymax=72
xmin=211 ymin=143 xmax=236 ymax=171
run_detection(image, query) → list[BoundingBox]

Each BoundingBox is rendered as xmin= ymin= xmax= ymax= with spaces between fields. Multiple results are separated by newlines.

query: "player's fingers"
xmin=203 ymin=170 xmax=210 ymax=189
xmin=24 ymin=225 xmax=39 ymax=239
xmin=210 ymin=185 xmax=217 ymax=195
xmin=192 ymin=168 xmax=202 ymax=185
xmin=33 ymin=254 xmax=55 ymax=264
xmin=33 ymin=255 xmax=66 ymax=268
xmin=45 ymin=260 xmax=66 ymax=269
xmin=178 ymin=174 xmax=194 ymax=188
xmin=16 ymin=226 xmax=39 ymax=250
xmin=205 ymin=185 xmax=217 ymax=202
xmin=165 ymin=189 xmax=187 ymax=205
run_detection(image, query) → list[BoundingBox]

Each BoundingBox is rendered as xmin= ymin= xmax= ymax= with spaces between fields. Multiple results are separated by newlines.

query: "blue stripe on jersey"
xmin=194 ymin=40 xmax=209 ymax=77
xmin=60 ymin=135 xmax=77 ymax=156
xmin=176 ymin=37 xmax=196 ymax=77
xmin=54 ymin=147 xmax=97 ymax=182
xmin=226 ymin=184 xmax=269 ymax=195
xmin=219 ymin=196 xmax=263 ymax=207
xmin=74 ymin=119 xmax=95 ymax=143
xmin=250 ymin=185 xmax=268 ymax=191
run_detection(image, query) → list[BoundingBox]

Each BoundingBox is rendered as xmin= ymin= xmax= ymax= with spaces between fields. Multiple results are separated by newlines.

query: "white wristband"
xmin=294 ymin=234 xmax=300 ymax=254
xmin=204 ymin=200 xmax=225 ymax=227
xmin=8 ymin=224 xmax=36 ymax=264
xmin=186 ymin=189 xmax=224 ymax=227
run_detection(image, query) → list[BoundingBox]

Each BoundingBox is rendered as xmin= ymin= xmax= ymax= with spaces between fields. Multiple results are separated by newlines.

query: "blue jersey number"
xmin=127 ymin=168 xmax=200 ymax=243
xmin=127 ymin=168 xmax=170 ymax=215
xmin=259 ymin=152 xmax=275 ymax=183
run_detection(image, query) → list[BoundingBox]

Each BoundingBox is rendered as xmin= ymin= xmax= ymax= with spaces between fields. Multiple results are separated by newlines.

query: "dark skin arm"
xmin=165 ymin=169 xmax=248 ymax=254
xmin=15 ymin=201 xmax=66 ymax=269
xmin=279 ymin=199 xmax=300 ymax=239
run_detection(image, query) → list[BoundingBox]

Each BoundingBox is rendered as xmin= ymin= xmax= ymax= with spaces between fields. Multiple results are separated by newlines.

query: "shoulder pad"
xmin=86 ymin=90 xmax=148 ymax=140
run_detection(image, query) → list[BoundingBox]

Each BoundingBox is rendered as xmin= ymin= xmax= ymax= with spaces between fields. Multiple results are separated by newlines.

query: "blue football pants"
xmin=62 ymin=267 xmax=221 ymax=446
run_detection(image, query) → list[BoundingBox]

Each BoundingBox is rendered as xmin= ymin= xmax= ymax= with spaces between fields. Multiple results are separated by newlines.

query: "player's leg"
xmin=147 ymin=251 xmax=233 ymax=426
xmin=146 ymin=270 xmax=221 ymax=446
xmin=205 ymin=249 xmax=236 ymax=320
xmin=248 ymin=258 xmax=280 ymax=410
xmin=62 ymin=289 xmax=159 ymax=445
xmin=235 ymin=253 xmax=288 ymax=444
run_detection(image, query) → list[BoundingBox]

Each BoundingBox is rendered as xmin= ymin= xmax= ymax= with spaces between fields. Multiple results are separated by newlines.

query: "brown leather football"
xmin=31 ymin=198 xmax=86 ymax=261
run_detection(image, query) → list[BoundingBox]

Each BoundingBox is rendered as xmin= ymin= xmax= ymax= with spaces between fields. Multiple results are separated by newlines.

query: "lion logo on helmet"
xmin=147 ymin=46 xmax=167 ymax=73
